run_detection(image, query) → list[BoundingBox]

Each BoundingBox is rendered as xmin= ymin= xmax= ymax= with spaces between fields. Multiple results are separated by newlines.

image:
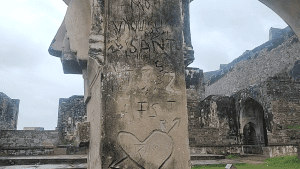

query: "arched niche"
xmin=240 ymin=98 xmax=268 ymax=146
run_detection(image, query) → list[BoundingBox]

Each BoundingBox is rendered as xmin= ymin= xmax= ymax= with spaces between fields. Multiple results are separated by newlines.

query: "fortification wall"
xmin=205 ymin=35 xmax=300 ymax=97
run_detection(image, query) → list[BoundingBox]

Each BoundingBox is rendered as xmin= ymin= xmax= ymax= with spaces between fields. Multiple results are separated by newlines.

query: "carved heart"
xmin=118 ymin=131 xmax=173 ymax=169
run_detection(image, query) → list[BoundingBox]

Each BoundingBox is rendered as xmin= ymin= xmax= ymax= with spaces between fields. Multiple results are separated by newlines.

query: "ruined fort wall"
xmin=205 ymin=35 xmax=300 ymax=97
xmin=189 ymin=96 xmax=238 ymax=148
xmin=0 ymin=93 xmax=19 ymax=130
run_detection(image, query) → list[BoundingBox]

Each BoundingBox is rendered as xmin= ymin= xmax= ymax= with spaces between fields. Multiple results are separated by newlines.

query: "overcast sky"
xmin=0 ymin=0 xmax=287 ymax=130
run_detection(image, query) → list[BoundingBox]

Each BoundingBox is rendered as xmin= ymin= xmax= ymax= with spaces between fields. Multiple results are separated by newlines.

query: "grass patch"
xmin=192 ymin=155 xmax=300 ymax=169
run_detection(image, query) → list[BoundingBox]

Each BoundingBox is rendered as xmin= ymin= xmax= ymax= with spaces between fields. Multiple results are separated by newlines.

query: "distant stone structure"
xmin=23 ymin=127 xmax=44 ymax=131
xmin=0 ymin=92 xmax=19 ymax=130
xmin=56 ymin=95 xmax=86 ymax=145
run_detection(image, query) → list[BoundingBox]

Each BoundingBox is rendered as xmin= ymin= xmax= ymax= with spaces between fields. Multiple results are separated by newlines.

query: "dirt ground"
xmin=236 ymin=155 xmax=270 ymax=165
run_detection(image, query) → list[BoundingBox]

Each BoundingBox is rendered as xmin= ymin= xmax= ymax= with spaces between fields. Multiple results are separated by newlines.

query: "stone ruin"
xmin=188 ymin=27 xmax=300 ymax=157
xmin=47 ymin=0 xmax=300 ymax=168
xmin=1 ymin=0 xmax=300 ymax=168
xmin=57 ymin=95 xmax=86 ymax=145
xmin=0 ymin=92 xmax=19 ymax=130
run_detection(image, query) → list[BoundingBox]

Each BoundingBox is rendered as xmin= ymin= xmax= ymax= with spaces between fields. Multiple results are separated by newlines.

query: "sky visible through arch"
xmin=0 ymin=0 xmax=287 ymax=130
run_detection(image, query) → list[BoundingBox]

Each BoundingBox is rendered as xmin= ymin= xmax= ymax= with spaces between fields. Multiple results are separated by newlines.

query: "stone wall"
xmin=57 ymin=95 xmax=86 ymax=145
xmin=0 ymin=93 xmax=19 ymax=130
xmin=265 ymin=76 xmax=300 ymax=145
xmin=0 ymin=130 xmax=58 ymax=156
xmin=0 ymin=130 xmax=58 ymax=148
xmin=189 ymin=95 xmax=238 ymax=147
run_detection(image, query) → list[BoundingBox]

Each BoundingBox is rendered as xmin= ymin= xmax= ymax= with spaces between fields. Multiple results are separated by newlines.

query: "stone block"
xmin=77 ymin=121 xmax=90 ymax=147
xmin=33 ymin=139 xmax=40 ymax=144
xmin=42 ymin=140 xmax=55 ymax=148
xmin=19 ymin=150 xmax=26 ymax=155
xmin=53 ymin=148 xmax=67 ymax=155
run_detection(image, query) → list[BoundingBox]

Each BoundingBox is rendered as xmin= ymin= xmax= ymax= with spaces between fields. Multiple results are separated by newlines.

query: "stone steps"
xmin=190 ymin=153 xmax=226 ymax=160
xmin=0 ymin=164 xmax=87 ymax=169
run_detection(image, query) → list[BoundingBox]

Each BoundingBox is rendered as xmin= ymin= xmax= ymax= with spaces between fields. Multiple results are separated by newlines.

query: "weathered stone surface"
xmin=57 ymin=95 xmax=86 ymax=145
xmin=23 ymin=127 xmax=44 ymax=131
xmin=53 ymin=147 xmax=67 ymax=155
xmin=185 ymin=67 xmax=205 ymax=101
xmin=84 ymin=0 xmax=190 ymax=168
xmin=76 ymin=121 xmax=90 ymax=147
xmin=182 ymin=0 xmax=194 ymax=67
xmin=0 ymin=92 xmax=19 ymax=130
xmin=0 ymin=130 xmax=58 ymax=148
xmin=269 ymin=27 xmax=291 ymax=41
xmin=263 ymin=145 xmax=298 ymax=158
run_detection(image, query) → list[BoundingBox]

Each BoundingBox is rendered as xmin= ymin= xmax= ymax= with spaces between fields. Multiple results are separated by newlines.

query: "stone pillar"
xmin=0 ymin=92 xmax=19 ymax=130
xmin=89 ymin=0 xmax=190 ymax=168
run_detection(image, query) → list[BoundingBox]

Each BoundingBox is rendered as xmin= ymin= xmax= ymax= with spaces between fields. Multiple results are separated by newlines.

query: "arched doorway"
xmin=240 ymin=98 xmax=268 ymax=146
xmin=243 ymin=122 xmax=257 ymax=145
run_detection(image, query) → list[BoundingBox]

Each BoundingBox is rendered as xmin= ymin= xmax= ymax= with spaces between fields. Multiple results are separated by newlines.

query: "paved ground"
xmin=238 ymin=154 xmax=270 ymax=165
xmin=0 ymin=164 xmax=87 ymax=169
xmin=191 ymin=154 xmax=270 ymax=166
xmin=0 ymin=155 xmax=87 ymax=168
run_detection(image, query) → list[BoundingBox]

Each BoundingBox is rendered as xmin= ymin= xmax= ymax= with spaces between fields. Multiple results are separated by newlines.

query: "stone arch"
xmin=240 ymin=97 xmax=268 ymax=146
xmin=259 ymin=0 xmax=300 ymax=39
